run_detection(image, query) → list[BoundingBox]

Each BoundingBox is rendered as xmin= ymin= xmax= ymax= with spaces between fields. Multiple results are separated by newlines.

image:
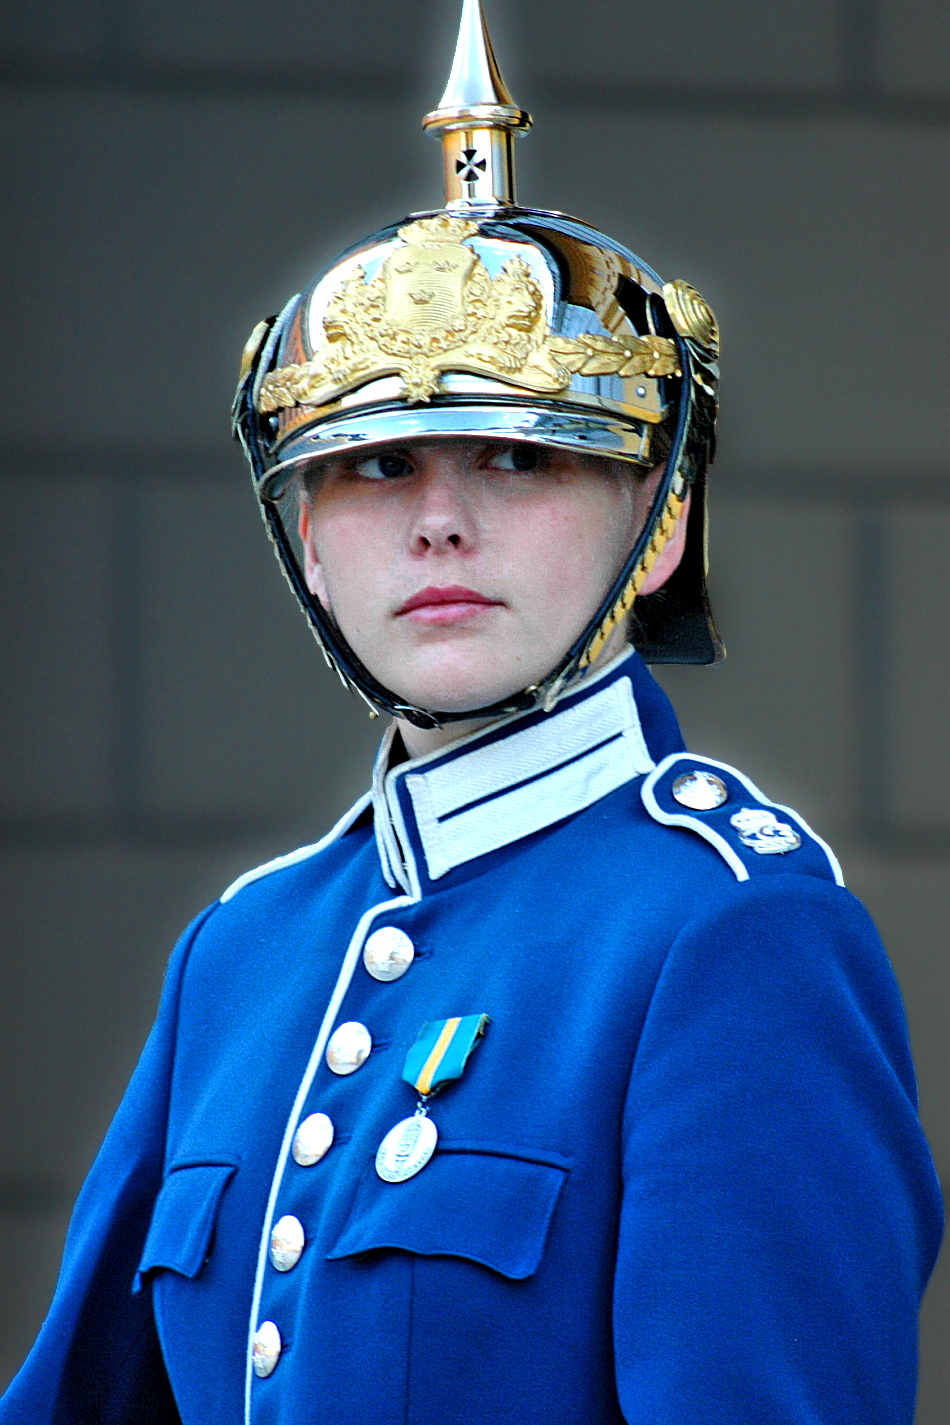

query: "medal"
xmin=375 ymin=1013 xmax=489 ymax=1184
xmin=375 ymin=1108 xmax=439 ymax=1183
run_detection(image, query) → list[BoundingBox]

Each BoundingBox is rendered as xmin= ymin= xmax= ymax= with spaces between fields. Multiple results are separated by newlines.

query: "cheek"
xmin=514 ymin=487 xmax=641 ymax=603
xmin=309 ymin=507 xmax=383 ymax=597
xmin=597 ymin=481 xmax=650 ymax=577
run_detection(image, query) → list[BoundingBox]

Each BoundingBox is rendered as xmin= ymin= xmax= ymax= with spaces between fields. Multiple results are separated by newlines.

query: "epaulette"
xmin=641 ymin=753 xmax=845 ymax=886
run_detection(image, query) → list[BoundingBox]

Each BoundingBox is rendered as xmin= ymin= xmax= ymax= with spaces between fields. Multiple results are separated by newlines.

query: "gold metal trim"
xmin=238 ymin=319 xmax=270 ymax=381
xmin=579 ymin=487 xmax=687 ymax=667
xmin=662 ymin=279 xmax=719 ymax=355
xmin=259 ymin=216 xmax=680 ymax=415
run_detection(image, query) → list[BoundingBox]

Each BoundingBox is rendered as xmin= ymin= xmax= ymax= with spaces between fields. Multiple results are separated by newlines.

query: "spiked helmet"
xmin=233 ymin=0 xmax=722 ymax=728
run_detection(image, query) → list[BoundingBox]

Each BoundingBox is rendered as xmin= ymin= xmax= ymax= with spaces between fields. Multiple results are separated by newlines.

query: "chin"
xmin=396 ymin=683 xmax=518 ymax=716
xmin=386 ymin=658 xmax=530 ymax=718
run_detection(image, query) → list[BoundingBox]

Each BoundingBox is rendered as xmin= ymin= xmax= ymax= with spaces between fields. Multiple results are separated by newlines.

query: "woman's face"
xmin=297 ymin=438 xmax=678 ymax=738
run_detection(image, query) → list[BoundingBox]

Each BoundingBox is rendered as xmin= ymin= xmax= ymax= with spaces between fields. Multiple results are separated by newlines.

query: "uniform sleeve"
xmin=0 ymin=906 xmax=216 ymax=1425
xmin=614 ymin=876 xmax=944 ymax=1425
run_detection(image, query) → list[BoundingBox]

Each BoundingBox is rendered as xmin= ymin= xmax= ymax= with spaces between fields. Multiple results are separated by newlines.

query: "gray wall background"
xmin=0 ymin=0 xmax=947 ymax=1412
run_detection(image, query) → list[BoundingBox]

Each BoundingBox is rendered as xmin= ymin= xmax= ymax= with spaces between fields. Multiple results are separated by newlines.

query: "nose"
xmin=407 ymin=468 xmax=476 ymax=556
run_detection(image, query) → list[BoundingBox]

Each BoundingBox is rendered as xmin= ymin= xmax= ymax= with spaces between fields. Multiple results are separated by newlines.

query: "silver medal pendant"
xmin=375 ymin=1111 xmax=438 ymax=1183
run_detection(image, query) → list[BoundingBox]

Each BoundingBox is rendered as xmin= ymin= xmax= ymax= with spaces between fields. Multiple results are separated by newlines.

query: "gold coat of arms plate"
xmin=259 ymin=215 xmax=680 ymax=414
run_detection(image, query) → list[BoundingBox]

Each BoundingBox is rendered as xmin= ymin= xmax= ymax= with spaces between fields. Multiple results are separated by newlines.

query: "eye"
xmin=352 ymin=452 xmax=413 ymax=481
xmin=486 ymin=444 xmax=544 ymax=473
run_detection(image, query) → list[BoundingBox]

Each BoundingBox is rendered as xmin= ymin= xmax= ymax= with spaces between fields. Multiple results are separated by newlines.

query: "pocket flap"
xmin=135 ymin=1162 xmax=236 ymax=1290
xmin=327 ymin=1143 xmax=569 ymax=1280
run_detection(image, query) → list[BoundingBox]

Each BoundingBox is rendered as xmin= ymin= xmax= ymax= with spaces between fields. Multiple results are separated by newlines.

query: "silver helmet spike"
xmin=423 ymin=0 xmax=531 ymax=207
xmin=434 ymin=0 xmax=517 ymax=109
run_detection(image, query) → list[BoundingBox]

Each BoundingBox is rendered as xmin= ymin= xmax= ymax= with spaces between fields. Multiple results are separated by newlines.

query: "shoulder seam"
xmin=218 ymin=791 xmax=373 ymax=904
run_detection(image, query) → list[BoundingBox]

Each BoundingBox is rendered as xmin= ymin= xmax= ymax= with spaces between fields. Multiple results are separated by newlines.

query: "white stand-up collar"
xmin=372 ymin=649 xmax=657 ymax=894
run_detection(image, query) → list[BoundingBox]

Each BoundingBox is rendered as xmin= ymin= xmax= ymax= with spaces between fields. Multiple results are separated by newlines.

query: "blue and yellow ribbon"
xmin=402 ymin=1014 xmax=489 ymax=1097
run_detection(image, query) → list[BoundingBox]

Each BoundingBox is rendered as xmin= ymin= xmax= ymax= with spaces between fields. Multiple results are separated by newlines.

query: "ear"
xmin=297 ymin=493 xmax=330 ymax=610
xmin=640 ymin=486 xmax=692 ymax=597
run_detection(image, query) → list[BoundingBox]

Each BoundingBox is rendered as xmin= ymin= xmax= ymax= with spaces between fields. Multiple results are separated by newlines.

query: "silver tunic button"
xmin=251 ymin=1320 xmax=282 ymax=1378
xmin=269 ymin=1214 xmax=305 ymax=1272
xmin=671 ymin=770 xmax=728 ymax=811
xmin=325 ymin=1021 xmax=372 ymax=1075
xmin=292 ymin=1111 xmax=335 ymax=1166
xmin=363 ymin=926 xmax=415 ymax=982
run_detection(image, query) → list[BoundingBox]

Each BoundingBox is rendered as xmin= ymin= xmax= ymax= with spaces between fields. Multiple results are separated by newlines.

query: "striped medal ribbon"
xmin=375 ymin=1014 xmax=489 ymax=1184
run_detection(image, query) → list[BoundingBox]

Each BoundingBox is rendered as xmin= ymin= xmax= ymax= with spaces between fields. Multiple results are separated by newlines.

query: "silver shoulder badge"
xmin=641 ymin=753 xmax=844 ymax=887
xmin=729 ymin=807 xmax=802 ymax=855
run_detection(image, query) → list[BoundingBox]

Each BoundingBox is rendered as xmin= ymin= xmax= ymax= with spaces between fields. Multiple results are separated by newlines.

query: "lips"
xmin=396 ymin=585 xmax=502 ymax=617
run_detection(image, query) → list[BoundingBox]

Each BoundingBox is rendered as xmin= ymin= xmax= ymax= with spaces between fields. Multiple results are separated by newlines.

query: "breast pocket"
xmin=327 ymin=1142 xmax=571 ymax=1280
xmin=134 ymin=1161 xmax=237 ymax=1292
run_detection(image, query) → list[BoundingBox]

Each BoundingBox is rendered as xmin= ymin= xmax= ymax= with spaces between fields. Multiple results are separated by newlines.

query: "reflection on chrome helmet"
xmin=233 ymin=0 xmax=722 ymax=727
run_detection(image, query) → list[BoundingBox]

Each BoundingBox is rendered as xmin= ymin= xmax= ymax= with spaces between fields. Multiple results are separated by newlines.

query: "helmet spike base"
xmin=423 ymin=0 xmax=531 ymax=207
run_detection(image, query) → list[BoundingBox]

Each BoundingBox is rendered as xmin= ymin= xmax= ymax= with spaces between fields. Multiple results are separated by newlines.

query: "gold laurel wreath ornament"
xmin=258 ymin=215 xmax=681 ymax=415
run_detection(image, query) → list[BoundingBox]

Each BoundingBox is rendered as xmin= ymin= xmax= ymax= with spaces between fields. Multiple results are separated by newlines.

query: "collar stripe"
xmin=436 ymin=728 xmax=624 ymax=825
xmin=401 ymin=676 xmax=653 ymax=882
xmin=406 ymin=677 xmax=647 ymax=821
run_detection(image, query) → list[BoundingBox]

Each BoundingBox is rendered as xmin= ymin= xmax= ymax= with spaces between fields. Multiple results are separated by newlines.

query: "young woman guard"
xmin=1 ymin=3 xmax=942 ymax=1422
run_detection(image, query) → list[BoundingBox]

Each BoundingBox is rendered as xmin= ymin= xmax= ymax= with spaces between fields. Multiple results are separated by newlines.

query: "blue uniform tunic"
xmin=1 ymin=650 xmax=942 ymax=1424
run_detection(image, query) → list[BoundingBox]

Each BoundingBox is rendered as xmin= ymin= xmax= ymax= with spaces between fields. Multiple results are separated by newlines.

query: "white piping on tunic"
xmin=220 ymin=792 xmax=372 ymax=904
xmin=382 ymin=773 xmax=423 ymax=901
xmin=372 ymin=725 xmax=407 ymax=892
xmin=242 ymin=889 xmax=416 ymax=1423
xmin=382 ymin=674 xmax=652 ymax=884
xmin=641 ymin=752 xmax=846 ymax=887
xmin=404 ymin=679 xmax=652 ymax=881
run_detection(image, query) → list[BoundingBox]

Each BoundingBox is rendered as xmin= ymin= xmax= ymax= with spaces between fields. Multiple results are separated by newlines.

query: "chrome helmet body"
xmin=233 ymin=0 xmax=722 ymax=728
